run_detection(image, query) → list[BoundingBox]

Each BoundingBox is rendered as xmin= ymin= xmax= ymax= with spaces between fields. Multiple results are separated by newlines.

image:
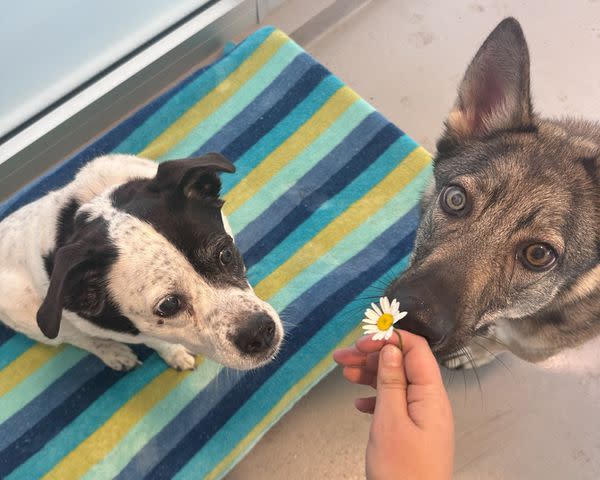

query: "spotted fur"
xmin=0 ymin=154 xmax=283 ymax=370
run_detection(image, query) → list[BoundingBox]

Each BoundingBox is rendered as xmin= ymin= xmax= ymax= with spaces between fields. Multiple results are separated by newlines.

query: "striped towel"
xmin=0 ymin=27 xmax=431 ymax=479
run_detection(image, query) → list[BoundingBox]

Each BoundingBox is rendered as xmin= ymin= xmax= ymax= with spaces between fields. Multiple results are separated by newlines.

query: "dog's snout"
xmin=399 ymin=296 xmax=447 ymax=346
xmin=234 ymin=313 xmax=276 ymax=355
xmin=385 ymin=283 xmax=453 ymax=348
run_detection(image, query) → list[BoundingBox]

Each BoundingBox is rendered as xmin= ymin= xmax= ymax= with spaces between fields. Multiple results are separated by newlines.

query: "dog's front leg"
xmin=66 ymin=335 xmax=141 ymax=371
xmin=144 ymin=339 xmax=197 ymax=371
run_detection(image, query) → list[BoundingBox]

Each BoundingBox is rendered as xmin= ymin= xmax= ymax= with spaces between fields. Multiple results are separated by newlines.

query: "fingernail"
xmin=382 ymin=344 xmax=402 ymax=367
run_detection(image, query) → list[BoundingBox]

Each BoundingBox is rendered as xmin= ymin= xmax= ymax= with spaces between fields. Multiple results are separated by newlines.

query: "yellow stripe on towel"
xmin=139 ymin=30 xmax=288 ymax=160
xmin=223 ymin=86 xmax=360 ymax=215
xmin=255 ymin=146 xmax=431 ymax=300
xmin=43 ymin=358 xmax=201 ymax=480
xmin=206 ymin=325 xmax=362 ymax=480
xmin=0 ymin=344 xmax=62 ymax=397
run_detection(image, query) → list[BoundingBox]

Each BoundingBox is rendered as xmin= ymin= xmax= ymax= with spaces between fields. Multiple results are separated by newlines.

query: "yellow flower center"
xmin=377 ymin=313 xmax=394 ymax=331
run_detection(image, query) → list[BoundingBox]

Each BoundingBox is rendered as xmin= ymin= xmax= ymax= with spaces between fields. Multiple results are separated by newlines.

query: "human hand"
xmin=333 ymin=331 xmax=454 ymax=479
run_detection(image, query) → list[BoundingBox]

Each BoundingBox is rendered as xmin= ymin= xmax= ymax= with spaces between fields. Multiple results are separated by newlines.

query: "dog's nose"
xmin=234 ymin=313 xmax=276 ymax=355
xmin=396 ymin=295 xmax=447 ymax=346
xmin=385 ymin=286 xmax=452 ymax=348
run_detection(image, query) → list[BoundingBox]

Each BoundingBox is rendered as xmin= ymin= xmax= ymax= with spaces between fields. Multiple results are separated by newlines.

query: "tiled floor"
xmin=229 ymin=1 xmax=600 ymax=478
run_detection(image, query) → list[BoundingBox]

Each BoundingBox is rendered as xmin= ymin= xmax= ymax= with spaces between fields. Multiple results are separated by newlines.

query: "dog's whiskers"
xmin=472 ymin=337 xmax=515 ymax=381
xmin=462 ymin=346 xmax=484 ymax=408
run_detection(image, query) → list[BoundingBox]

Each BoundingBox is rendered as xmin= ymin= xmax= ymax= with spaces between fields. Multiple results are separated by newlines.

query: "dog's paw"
xmin=442 ymin=346 xmax=495 ymax=370
xmin=96 ymin=342 xmax=141 ymax=371
xmin=159 ymin=344 xmax=197 ymax=371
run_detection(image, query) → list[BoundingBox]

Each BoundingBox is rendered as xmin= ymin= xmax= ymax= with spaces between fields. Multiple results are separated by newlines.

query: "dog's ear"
xmin=440 ymin=17 xmax=533 ymax=149
xmin=149 ymin=152 xmax=235 ymax=204
xmin=37 ymin=243 xmax=90 ymax=338
xmin=37 ymin=220 xmax=116 ymax=339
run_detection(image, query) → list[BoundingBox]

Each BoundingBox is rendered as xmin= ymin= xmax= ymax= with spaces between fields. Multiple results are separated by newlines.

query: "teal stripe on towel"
xmin=114 ymin=27 xmax=275 ymax=155
xmin=248 ymin=135 xmax=422 ymax=286
xmin=81 ymin=361 xmax=223 ymax=480
xmin=268 ymin=166 xmax=431 ymax=311
xmin=158 ymin=40 xmax=303 ymax=161
xmin=0 ymin=348 xmax=87 ymax=424
xmin=220 ymin=74 xmax=344 ymax=194
xmin=227 ymin=100 xmax=374 ymax=233
xmin=8 ymin=355 xmax=167 ymax=480
xmin=0 ymin=336 xmax=34 ymax=371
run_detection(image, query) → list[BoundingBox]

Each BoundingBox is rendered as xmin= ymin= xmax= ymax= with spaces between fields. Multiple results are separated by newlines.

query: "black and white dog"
xmin=0 ymin=153 xmax=283 ymax=371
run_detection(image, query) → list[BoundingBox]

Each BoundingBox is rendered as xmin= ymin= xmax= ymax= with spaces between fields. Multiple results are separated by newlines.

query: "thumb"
xmin=373 ymin=343 xmax=408 ymax=421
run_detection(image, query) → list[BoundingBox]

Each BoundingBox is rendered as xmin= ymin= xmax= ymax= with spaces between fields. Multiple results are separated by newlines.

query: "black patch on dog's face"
xmin=111 ymin=174 xmax=247 ymax=290
xmin=64 ymin=264 xmax=140 ymax=335
xmin=42 ymin=199 xmax=139 ymax=336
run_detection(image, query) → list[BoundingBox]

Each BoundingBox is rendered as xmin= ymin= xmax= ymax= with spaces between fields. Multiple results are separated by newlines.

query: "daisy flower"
xmin=361 ymin=297 xmax=407 ymax=341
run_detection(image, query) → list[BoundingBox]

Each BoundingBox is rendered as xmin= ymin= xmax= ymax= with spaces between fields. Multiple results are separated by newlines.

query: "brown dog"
xmin=385 ymin=17 xmax=600 ymax=369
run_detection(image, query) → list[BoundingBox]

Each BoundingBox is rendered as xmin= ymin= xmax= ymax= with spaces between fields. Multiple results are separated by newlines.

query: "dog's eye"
xmin=441 ymin=185 xmax=467 ymax=214
xmin=154 ymin=295 xmax=182 ymax=317
xmin=521 ymin=243 xmax=557 ymax=271
xmin=219 ymin=248 xmax=233 ymax=265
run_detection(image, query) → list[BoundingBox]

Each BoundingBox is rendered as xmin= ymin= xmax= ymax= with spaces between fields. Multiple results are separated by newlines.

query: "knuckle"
xmin=378 ymin=372 xmax=407 ymax=389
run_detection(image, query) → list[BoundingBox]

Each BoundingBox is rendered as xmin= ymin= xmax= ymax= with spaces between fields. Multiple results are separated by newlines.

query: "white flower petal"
xmin=372 ymin=331 xmax=385 ymax=341
xmin=370 ymin=303 xmax=382 ymax=317
xmin=360 ymin=298 xmax=408 ymax=340
xmin=380 ymin=296 xmax=390 ymax=313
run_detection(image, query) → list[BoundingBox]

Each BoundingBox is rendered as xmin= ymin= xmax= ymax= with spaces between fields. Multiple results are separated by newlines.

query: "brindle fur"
xmin=386 ymin=18 xmax=600 ymax=368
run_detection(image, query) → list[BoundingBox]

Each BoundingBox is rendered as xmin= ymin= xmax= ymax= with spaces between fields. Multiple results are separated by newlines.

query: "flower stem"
xmin=393 ymin=328 xmax=403 ymax=351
